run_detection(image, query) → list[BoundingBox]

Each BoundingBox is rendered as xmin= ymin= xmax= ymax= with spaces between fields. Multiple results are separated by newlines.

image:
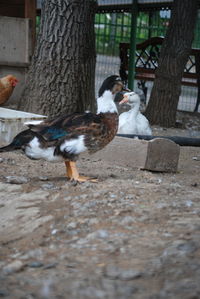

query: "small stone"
xmin=39 ymin=176 xmax=48 ymax=181
xmin=191 ymin=182 xmax=198 ymax=187
xmin=20 ymin=248 xmax=44 ymax=260
xmin=0 ymin=158 xmax=4 ymax=163
xmin=5 ymin=176 xmax=30 ymax=184
xmin=104 ymin=265 xmax=142 ymax=281
xmin=121 ymin=216 xmax=136 ymax=225
xmin=185 ymin=200 xmax=193 ymax=207
xmin=109 ymin=193 xmax=117 ymax=199
xmin=110 ymin=173 xmax=117 ymax=178
xmin=104 ymin=265 xmax=119 ymax=279
xmin=51 ymin=229 xmax=58 ymax=235
xmin=87 ymin=229 xmax=109 ymax=240
xmin=176 ymin=241 xmax=198 ymax=254
xmin=162 ymin=240 xmax=198 ymax=260
xmin=192 ymin=156 xmax=200 ymax=161
xmin=3 ymin=260 xmax=24 ymax=274
xmin=27 ymin=261 xmax=44 ymax=268
xmin=88 ymin=218 xmax=99 ymax=225
xmin=42 ymin=183 xmax=58 ymax=190
xmin=67 ymin=222 xmax=77 ymax=229
xmin=0 ymin=290 xmax=9 ymax=297
xmin=66 ymin=263 xmax=77 ymax=268
xmin=43 ymin=263 xmax=57 ymax=270
xmin=6 ymin=158 xmax=16 ymax=165
xmin=119 ymin=269 xmax=142 ymax=280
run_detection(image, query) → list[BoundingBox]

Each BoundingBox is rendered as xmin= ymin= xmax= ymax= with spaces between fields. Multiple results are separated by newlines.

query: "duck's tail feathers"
xmin=0 ymin=144 xmax=19 ymax=152
xmin=0 ymin=129 xmax=35 ymax=152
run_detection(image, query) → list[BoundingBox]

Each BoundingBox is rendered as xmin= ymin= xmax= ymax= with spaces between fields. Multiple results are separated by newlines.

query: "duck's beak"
xmin=119 ymin=94 xmax=129 ymax=105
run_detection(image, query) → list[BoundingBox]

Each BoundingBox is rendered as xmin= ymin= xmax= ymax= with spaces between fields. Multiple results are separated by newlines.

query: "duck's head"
xmin=98 ymin=75 xmax=129 ymax=98
xmin=119 ymin=91 xmax=140 ymax=107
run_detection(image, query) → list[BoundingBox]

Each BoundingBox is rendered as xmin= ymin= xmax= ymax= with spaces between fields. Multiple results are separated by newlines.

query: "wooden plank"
xmin=25 ymin=0 xmax=36 ymax=49
xmin=0 ymin=0 xmax=24 ymax=18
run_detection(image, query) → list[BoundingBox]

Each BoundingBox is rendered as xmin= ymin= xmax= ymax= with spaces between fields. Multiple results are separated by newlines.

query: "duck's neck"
xmin=97 ymin=90 xmax=118 ymax=114
xmin=129 ymin=102 xmax=140 ymax=117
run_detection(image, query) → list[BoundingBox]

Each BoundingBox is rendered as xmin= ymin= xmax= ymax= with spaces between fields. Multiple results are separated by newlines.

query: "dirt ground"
xmin=0 ymin=111 xmax=200 ymax=299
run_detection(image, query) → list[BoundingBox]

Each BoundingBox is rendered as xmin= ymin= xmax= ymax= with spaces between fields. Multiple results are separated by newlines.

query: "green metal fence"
xmin=95 ymin=10 xmax=171 ymax=57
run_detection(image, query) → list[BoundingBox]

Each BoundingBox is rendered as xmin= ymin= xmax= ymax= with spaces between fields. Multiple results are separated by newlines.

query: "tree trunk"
xmin=18 ymin=0 xmax=97 ymax=117
xmin=145 ymin=0 xmax=198 ymax=127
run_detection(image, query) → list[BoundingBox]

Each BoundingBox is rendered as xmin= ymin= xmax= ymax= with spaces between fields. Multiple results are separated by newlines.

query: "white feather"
xmin=60 ymin=135 xmax=87 ymax=154
xmin=25 ymin=137 xmax=62 ymax=162
xmin=97 ymin=90 xmax=118 ymax=114
xmin=24 ymin=120 xmax=44 ymax=126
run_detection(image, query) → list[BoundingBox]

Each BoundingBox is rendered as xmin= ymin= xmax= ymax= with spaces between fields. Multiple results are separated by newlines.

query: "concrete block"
xmin=0 ymin=16 xmax=32 ymax=65
xmin=144 ymin=138 xmax=180 ymax=172
xmin=90 ymin=137 xmax=180 ymax=173
xmin=0 ymin=108 xmax=46 ymax=145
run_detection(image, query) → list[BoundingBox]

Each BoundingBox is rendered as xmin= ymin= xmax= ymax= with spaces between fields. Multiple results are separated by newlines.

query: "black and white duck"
xmin=0 ymin=75 xmax=127 ymax=182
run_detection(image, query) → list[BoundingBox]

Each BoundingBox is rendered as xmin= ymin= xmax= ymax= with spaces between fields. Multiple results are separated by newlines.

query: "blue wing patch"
xmin=45 ymin=127 xmax=68 ymax=140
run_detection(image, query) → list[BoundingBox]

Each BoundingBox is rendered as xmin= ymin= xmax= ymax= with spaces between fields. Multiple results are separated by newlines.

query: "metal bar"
xmin=128 ymin=0 xmax=138 ymax=90
xmin=117 ymin=134 xmax=200 ymax=147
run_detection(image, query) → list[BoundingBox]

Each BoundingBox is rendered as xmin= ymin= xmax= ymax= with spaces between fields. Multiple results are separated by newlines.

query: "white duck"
xmin=117 ymin=91 xmax=152 ymax=135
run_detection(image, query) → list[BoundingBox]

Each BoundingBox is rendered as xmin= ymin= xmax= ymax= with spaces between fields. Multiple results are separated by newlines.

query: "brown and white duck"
xmin=0 ymin=75 xmax=127 ymax=182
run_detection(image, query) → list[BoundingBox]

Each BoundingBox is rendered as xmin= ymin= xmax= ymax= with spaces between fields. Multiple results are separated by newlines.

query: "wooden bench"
xmin=119 ymin=37 xmax=200 ymax=112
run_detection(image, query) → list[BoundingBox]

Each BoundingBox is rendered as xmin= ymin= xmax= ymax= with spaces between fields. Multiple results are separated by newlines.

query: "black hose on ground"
xmin=116 ymin=134 xmax=200 ymax=147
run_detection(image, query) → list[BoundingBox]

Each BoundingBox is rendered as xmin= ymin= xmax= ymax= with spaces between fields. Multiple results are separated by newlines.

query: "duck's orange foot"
xmin=65 ymin=161 xmax=98 ymax=183
xmin=70 ymin=175 xmax=98 ymax=183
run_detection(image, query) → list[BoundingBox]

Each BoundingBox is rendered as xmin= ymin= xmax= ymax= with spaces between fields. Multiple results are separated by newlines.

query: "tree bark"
xmin=145 ymin=0 xmax=198 ymax=127
xmin=18 ymin=0 xmax=97 ymax=117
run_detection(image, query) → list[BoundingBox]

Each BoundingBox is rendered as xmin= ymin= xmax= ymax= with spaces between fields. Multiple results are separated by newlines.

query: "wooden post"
xmin=25 ymin=0 xmax=36 ymax=50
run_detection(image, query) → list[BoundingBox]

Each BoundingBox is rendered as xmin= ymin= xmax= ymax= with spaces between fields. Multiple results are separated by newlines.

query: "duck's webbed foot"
xmin=65 ymin=161 xmax=98 ymax=183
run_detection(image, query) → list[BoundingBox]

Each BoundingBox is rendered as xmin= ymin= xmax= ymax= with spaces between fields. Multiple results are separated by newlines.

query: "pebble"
xmin=67 ymin=222 xmax=77 ymax=229
xmin=41 ymin=183 xmax=59 ymax=190
xmin=19 ymin=248 xmax=44 ymax=260
xmin=6 ymin=158 xmax=16 ymax=165
xmin=87 ymin=229 xmax=109 ymax=240
xmin=121 ymin=216 xmax=136 ymax=225
xmin=3 ymin=260 xmax=24 ymax=274
xmin=51 ymin=229 xmax=58 ymax=235
xmin=38 ymin=176 xmax=49 ymax=181
xmin=0 ymin=290 xmax=9 ymax=297
xmin=162 ymin=240 xmax=198 ymax=260
xmin=104 ymin=265 xmax=142 ymax=280
xmin=185 ymin=200 xmax=193 ymax=207
xmin=192 ymin=156 xmax=200 ymax=161
xmin=5 ymin=176 xmax=30 ymax=184
xmin=27 ymin=261 xmax=44 ymax=268
xmin=43 ymin=262 xmax=58 ymax=270
xmin=0 ymin=158 xmax=4 ymax=163
xmin=119 ymin=269 xmax=142 ymax=280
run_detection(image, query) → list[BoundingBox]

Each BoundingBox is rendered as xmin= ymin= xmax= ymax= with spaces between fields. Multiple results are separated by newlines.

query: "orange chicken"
xmin=0 ymin=75 xmax=19 ymax=105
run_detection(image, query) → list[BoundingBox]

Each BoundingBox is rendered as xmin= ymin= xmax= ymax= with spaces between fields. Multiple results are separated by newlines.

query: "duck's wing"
xmin=28 ymin=112 xmax=103 ymax=142
xmin=136 ymin=113 xmax=152 ymax=135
